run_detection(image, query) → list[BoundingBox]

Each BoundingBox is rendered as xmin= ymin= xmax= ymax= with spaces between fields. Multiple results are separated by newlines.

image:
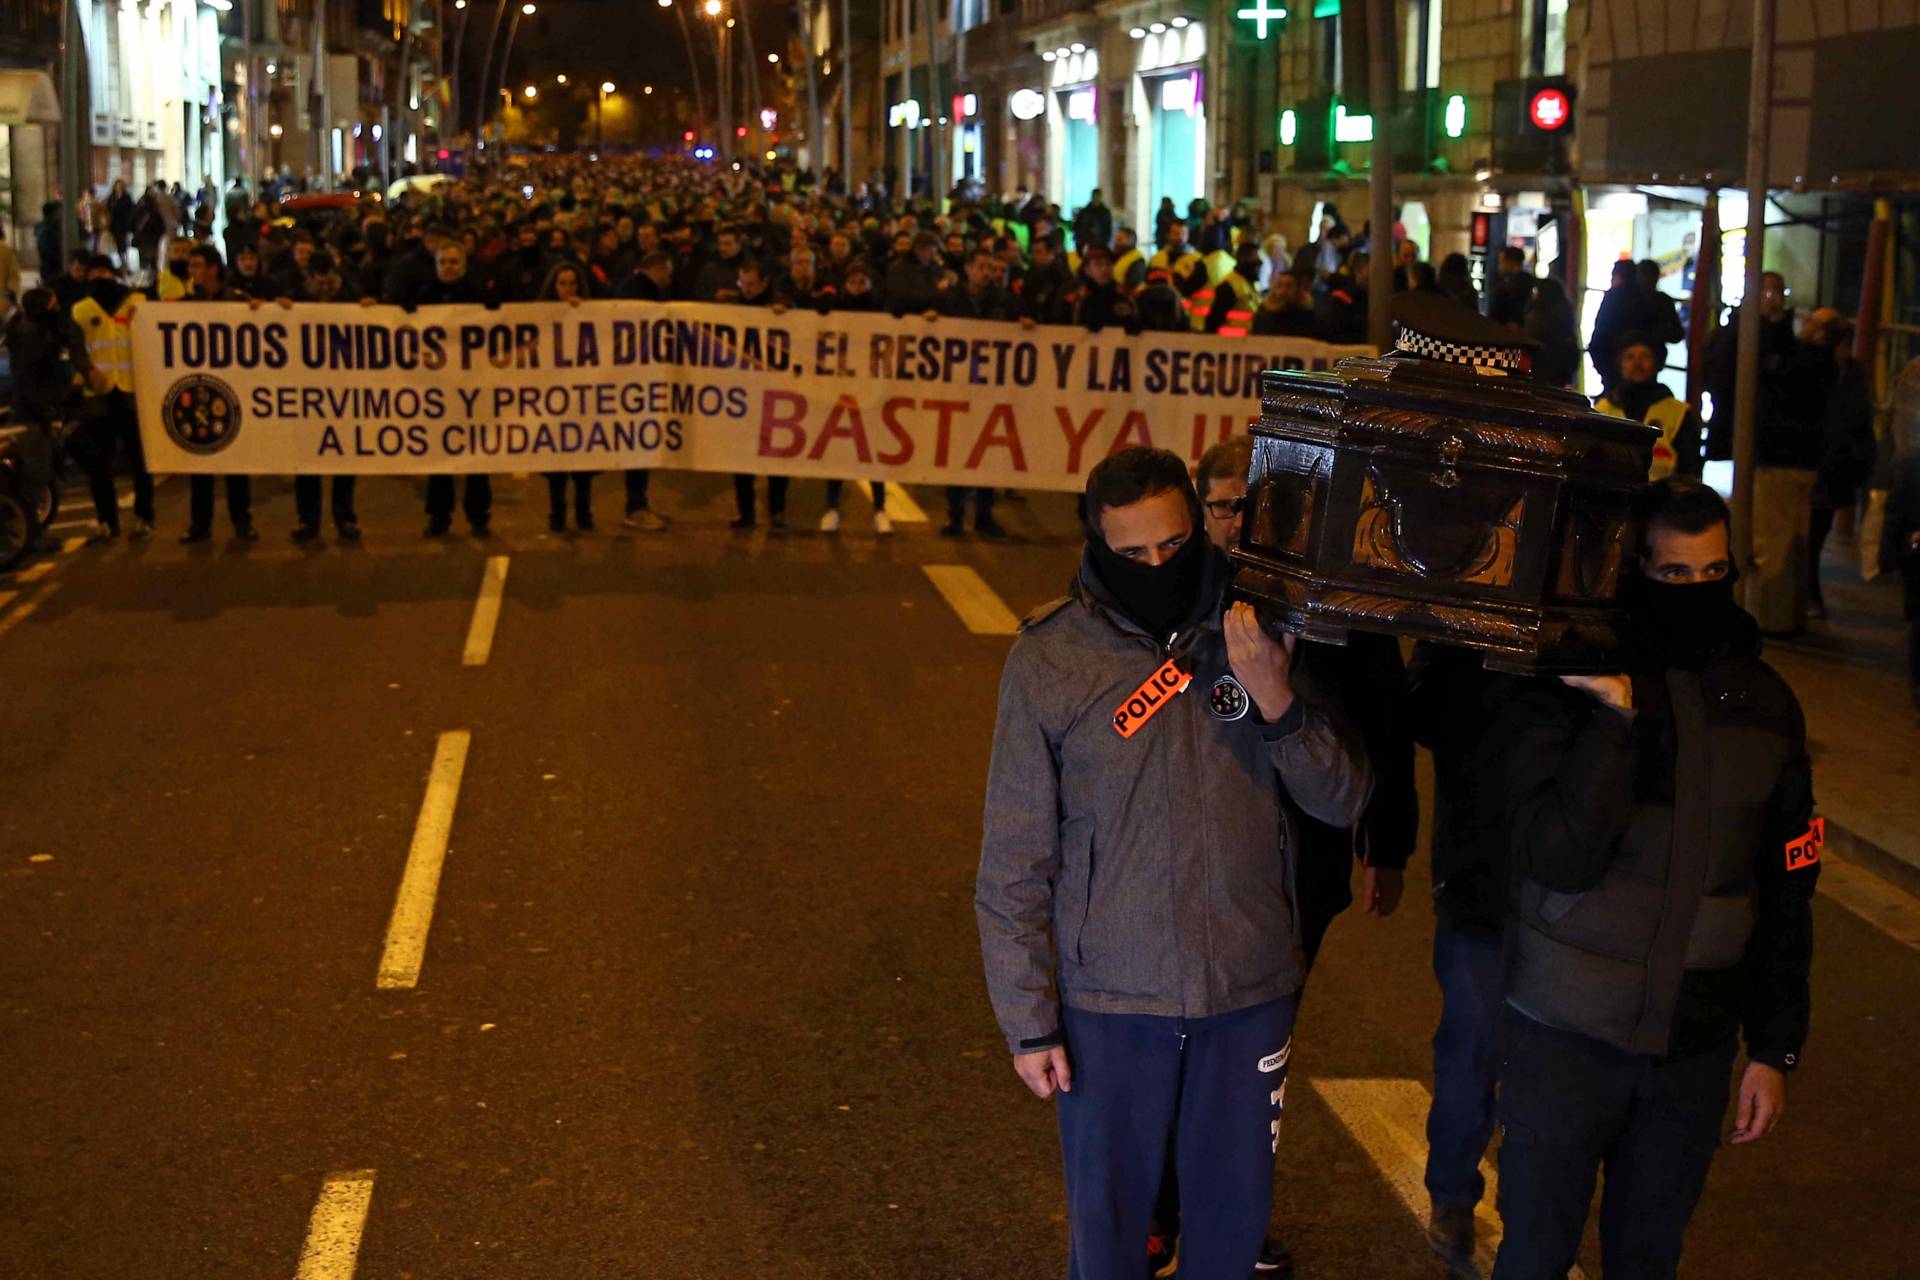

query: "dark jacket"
xmin=1813 ymin=361 xmax=1875 ymax=508
xmin=1252 ymin=301 xmax=1317 ymax=337
xmin=882 ymin=256 xmax=944 ymax=314
xmin=1497 ymin=617 xmax=1817 ymax=1065
xmin=1291 ymin=632 xmax=1418 ymax=946
xmin=3 ymin=306 xmax=91 ymax=420
xmin=1407 ymin=643 xmax=1523 ymax=934
xmin=976 ymin=547 xmax=1374 ymax=1050
xmin=1487 ymin=270 xmax=1535 ymax=327
xmin=938 ymin=285 xmax=1021 ymax=322
xmin=1070 ymin=280 xmax=1140 ymax=334
xmin=1071 ymin=201 xmax=1112 ymax=252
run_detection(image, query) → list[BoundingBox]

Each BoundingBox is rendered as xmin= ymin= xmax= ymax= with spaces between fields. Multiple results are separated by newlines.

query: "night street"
xmin=3 ymin=475 xmax=1917 ymax=1278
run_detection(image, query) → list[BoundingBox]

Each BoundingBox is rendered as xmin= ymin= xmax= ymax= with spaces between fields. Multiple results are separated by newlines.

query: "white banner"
xmin=131 ymin=301 xmax=1371 ymax=489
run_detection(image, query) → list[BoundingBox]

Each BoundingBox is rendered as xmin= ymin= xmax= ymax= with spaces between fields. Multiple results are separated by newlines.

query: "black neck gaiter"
xmin=1627 ymin=575 xmax=1742 ymax=670
xmin=1089 ymin=529 xmax=1208 ymax=642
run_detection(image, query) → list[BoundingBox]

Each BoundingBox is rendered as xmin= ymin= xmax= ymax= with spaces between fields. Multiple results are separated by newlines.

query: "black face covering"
xmin=1089 ymin=524 xmax=1208 ymax=641
xmin=169 ymin=260 xmax=191 ymax=279
xmin=89 ymin=280 xmax=128 ymax=312
xmin=1626 ymin=573 xmax=1742 ymax=669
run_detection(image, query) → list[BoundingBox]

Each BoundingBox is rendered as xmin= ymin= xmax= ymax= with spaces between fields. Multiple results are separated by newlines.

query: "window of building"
xmin=1317 ymin=10 xmax=1342 ymax=95
xmin=954 ymin=0 xmax=987 ymax=32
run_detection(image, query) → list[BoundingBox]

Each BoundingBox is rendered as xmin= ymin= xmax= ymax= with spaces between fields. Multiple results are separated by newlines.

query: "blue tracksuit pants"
xmin=1057 ymin=994 xmax=1300 ymax=1280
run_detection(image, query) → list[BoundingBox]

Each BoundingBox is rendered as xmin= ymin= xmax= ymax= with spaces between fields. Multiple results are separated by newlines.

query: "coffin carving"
xmin=1232 ymin=347 xmax=1658 ymax=675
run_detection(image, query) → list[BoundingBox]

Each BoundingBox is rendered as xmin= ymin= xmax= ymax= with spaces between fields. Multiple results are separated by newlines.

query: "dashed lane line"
xmin=293 ymin=1170 xmax=376 ymax=1280
xmin=461 ymin=556 xmax=511 ymax=667
xmin=0 ymin=583 xmax=57 ymax=639
xmin=1310 ymin=1077 xmax=1590 ymax=1280
xmin=848 ymin=481 xmax=931 ymax=523
xmin=14 ymin=560 xmax=54 ymax=583
xmin=1819 ymin=857 xmax=1920 ymax=951
xmin=376 ymin=731 xmax=472 ymax=990
xmin=922 ymin=564 xmax=1021 ymax=636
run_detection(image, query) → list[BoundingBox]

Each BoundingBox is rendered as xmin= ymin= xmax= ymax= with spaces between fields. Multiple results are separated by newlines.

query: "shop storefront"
xmin=1044 ymin=47 xmax=1100 ymax=226
xmin=1128 ymin=18 xmax=1206 ymax=230
xmin=0 ymin=70 xmax=58 ymax=265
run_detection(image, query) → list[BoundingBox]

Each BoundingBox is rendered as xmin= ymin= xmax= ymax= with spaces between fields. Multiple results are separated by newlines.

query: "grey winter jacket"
xmin=975 ymin=549 xmax=1374 ymax=1052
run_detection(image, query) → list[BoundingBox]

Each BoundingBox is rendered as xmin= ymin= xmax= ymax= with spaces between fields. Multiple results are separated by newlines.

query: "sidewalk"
xmin=1765 ymin=535 xmax=1920 ymax=889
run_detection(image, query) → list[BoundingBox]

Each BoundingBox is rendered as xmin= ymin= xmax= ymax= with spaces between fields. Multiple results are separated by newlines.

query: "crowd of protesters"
xmin=5 ymin=154 xmax=1914 ymax=679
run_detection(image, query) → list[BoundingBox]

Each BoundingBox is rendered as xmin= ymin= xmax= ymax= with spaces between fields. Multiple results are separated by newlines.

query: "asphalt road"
xmin=2 ymin=472 xmax=1916 ymax=1278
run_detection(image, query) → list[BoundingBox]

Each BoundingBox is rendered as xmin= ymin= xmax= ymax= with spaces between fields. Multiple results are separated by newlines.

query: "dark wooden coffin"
xmin=1232 ymin=354 xmax=1658 ymax=674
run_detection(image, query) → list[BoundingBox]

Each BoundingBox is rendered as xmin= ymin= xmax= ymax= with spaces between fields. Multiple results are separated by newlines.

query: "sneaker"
xmin=179 ymin=529 xmax=211 ymax=545
xmin=623 ymin=508 xmax=669 ymax=532
xmin=976 ymin=517 xmax=1009 ymax=539
xmin=470 ymin=521 xmax=491 ymax=537
xmin=128 ymin=518 xmax=153 ymax=540
xmin=86 ymin=520 xmax=119 ymax=543
xmin=291 ymin=524 xmax=322 ymax=543
xmin=1252 ymin=1236 xmax=1293 ymax=1273
xmin=1147 ymin=1232 xmax=1178 ymax=1279
xmin=769 ymin=511 xmax=789 ymax=531
xmin=423 ymin=520 xmax=450 ymax=538
xmin=873 ymin=511 xmax=895 ymax=537
xmin=336 ymin=521 xmax=362 ymax=542
xmin=940 ymin=518 xmax=965 ymax=538
xmin=819 ymin=508 xmax=842 ymax=534
xmin=576 ymin=513 xmax=595 ymax=532
xmin=1426 ymin=1203 xmax=1475 ymax=1272
xmin=234 ymin=524 xmax=260 ymax=543
xmin=549 ymin=513 xmax=567 ymax=534
xmin=730 ymin=515 xmax=757 ymax=531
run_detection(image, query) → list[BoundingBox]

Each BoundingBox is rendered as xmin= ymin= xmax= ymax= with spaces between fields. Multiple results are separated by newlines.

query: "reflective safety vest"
xmin=1216 ymin=274 xmax=1260 ymax=337
xmin=1113 ymin=247 xmax=1146 ymax=291
xmin=154 ymin=270 xmax=188 ymax=301
xmin=70 ymin=291 xmax=147 ymax=396
xmin=1597 ymin=393 xmax=1692 ymax=480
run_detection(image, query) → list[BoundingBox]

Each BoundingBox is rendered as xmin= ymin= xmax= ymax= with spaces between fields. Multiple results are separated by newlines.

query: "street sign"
xmin=1237 ymin=0 xmax=1289 ymax=38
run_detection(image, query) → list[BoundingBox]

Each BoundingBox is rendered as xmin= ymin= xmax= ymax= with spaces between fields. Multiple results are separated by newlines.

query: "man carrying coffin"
xmin=976 ymin=447 xmax=1372 ymax=1280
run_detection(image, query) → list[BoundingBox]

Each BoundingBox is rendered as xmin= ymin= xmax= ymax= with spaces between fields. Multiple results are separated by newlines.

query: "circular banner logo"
xmin=160 ymin=374 xmax=243 ymax=455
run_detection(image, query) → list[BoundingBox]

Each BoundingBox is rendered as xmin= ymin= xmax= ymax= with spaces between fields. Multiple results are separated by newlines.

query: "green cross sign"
xmin=1237 ymin=0 xmax=1289 ymax=37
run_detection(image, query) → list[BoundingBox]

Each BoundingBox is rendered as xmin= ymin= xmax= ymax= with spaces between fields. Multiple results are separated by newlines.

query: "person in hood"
xmin=1489 ymin=477 xmax=1817 ymax=1280
xmin=1596 ymin=331 xmax=1703 ymax=480
xmin=976 ymin=446 xmax=1372 ymax=1280
xmin=67 ymin=258 xmax=156 ymax=539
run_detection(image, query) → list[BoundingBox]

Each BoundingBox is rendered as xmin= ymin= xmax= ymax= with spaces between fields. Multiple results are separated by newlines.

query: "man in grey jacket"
xmin=976 ymin=447 xmax=1373 ymax=1280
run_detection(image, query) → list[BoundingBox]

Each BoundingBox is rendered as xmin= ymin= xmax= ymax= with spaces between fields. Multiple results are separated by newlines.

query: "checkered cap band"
xmin=1394 ymin=327 xmax=1529 ymax=371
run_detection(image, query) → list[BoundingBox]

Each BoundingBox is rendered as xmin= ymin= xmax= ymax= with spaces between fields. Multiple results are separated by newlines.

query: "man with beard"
xmin=67 ymin=257 xmax=156 ymax=540
xmin=1490 ymin=478 xmax=1816 ymax=1279
xmin=409 ymin=243 xmax=491 ymax=537
xmin=976 ymin=447 xmax=1372 ymax=1280
xmin=285 ymin=250 xmax=364 ymax=542
xmin=1596 ymin=332 xmax=1704 ymax=481
xmin=175 ymin=245 xmax=256 ymax=543
xmin=692 ymin=225 xmax=749 ymax=302
xmin=487 ymin=221 xmax=550 ymax=304
xmin=1067 ymin=245 xmax=1140 ymax=334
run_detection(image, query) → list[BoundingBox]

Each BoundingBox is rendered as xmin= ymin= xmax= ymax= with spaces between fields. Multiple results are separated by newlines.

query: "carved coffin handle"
xmin=1432 ymin=435 xmax=1464 ymax=490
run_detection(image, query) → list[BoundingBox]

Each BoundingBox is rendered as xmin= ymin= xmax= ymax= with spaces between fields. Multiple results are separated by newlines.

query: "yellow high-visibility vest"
xmin=1596 ymin=393 xmax=1692 ymax=480
xmin=70 ymin=291 xmax=147 ymax=396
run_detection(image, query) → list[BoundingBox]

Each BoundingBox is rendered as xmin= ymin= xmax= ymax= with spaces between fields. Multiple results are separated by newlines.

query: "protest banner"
xmin=131 ymin=301 xmax=1372 ymax=490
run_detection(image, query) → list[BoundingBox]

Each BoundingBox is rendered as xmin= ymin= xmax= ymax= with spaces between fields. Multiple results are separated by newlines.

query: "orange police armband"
xmin=1784 ymin=817 xmax=1825 ymax=871
xmin=1112 ymin=659 xmax=1193 ymax=739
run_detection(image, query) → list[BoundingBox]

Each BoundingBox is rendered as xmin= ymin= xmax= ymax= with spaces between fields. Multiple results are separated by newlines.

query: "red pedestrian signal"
xmin=1528 ymin=86 xmax=1571 ymax=132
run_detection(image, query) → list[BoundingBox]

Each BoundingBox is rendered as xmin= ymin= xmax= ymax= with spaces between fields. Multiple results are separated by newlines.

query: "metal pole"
xmin=715 ymin=16 xmax=732 ymax=159
xmin=737 ymin=1 xmax=758 ymax=156
xmin=475 ymin=0 xmax=511 ymax=148
xmin=448 ymin=2 xmax=468 ymax=146
xmin=920 ymin=0 xmax=942 ymax=206
xmin=492 ymin=5 xmax=527 ymax=143
xmin=57 ymin=0 xmax=81 ymax=256
xmin=900 ymin=0 xmax=912 ymax=197
xmin=802 ymin=3 xmax=823 ymax=179
xmin=672 ymin=4 xmax=707 ymax=143
xmin=1364 ymin=0 xmax=1395 ymax=352
xmin=1731 ymin=0 xmax=1776 ymax=579
xmin=839 ymin=0 xmax=852 ymax=184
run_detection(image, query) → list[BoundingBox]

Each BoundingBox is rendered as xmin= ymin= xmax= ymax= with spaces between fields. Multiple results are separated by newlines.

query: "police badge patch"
xmin=1209 ymin=673 xmax=1250 ymax=721
xmin=161 ymin=374 xmax=243 ymax=455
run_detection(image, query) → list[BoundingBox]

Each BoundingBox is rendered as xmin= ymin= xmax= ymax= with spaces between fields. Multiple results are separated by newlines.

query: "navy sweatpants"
xmin=1058 ymin=994 xmax=1299 ymax=1280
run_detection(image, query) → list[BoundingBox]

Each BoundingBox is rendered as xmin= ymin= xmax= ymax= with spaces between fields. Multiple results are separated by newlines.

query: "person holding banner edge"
xmin=174 ymin=244 xmax=256 ymax=545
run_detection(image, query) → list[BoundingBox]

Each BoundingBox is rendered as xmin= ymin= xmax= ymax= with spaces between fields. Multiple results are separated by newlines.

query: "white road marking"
xmin=294 ymin=1170 xmax=376 ymax=1280
xmin=461 ymin=556 xmax=511 ymax=667
xmin=1819 ymin=858 xmax=1920 ymax=951
xmin=14 ymin=561 xmax=54 ymax=583
xmin=922 ymin=564 xmax=1020 ymax=636
xmin=1310 ymin=1076 xmax=1589 ymax=1280
xmin=0 ymin=584 xmax=56 ymax=639
xmin=376 ymin=731 xmax=472 ymax=990
xmin=849 ymin=481 xmax=930 ymax=523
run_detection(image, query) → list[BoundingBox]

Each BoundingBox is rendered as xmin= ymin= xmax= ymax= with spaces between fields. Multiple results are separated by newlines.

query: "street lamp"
xmin=657 ymin=1 xmax=710 ymax=147
xmin=556 ymin=73 xmax=567 ymax=84
xmin=598 ymin=81 xmax=615 ymax=149
xmin=523 ymin=83 xmax=538 ymax=99
xmin=644 ymin=84 xmax=654 ymax=95
xmin=767 ymin=52 xmax=778 ymax=63
xmin=487 ymin=2 xmax=539 ymax=137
